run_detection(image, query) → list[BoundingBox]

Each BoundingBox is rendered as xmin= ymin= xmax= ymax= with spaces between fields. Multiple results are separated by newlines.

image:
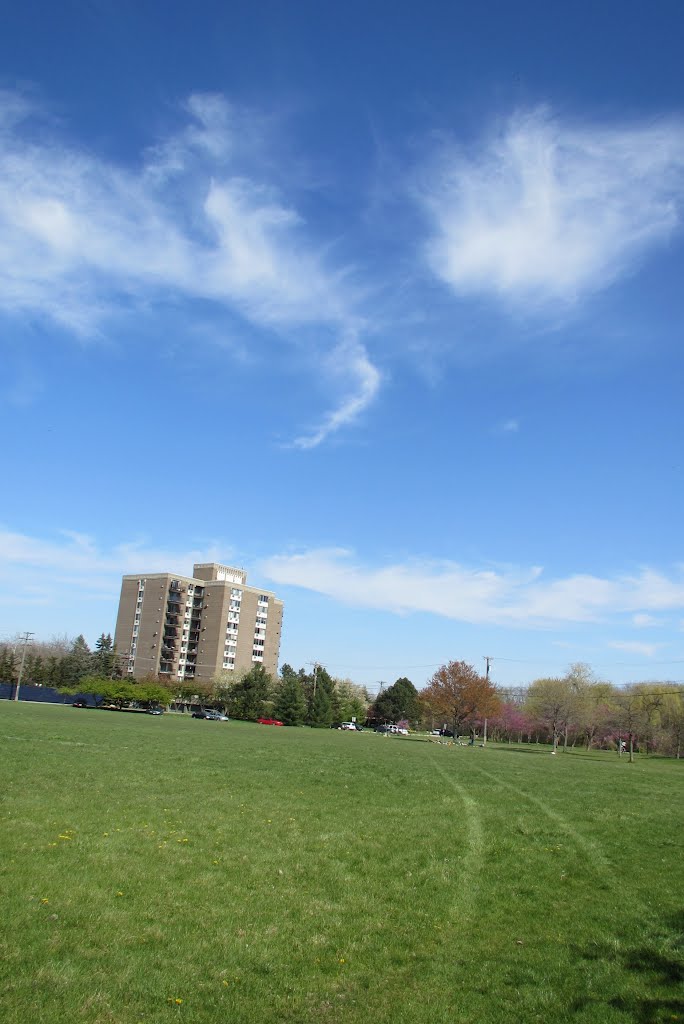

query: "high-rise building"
xmin=114 ymin=563 xmax=283 ymax=682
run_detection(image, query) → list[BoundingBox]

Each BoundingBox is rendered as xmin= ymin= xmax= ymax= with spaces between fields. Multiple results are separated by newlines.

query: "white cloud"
xmin=0 ymin=525 xmax=225 ymax=604
xmin=292 ymin=334 xmax=382 ymax=449
xmin=0 ymin=90 xmax=378 ymax=445
xmin=607 ymin=641 xmax=662 ymax=658
xmin=419 ymin=108 xmax=684 ymax=307
xmin=6 ymin=526 xmax=684 ymax=646
xmin=260 ymin=548 xmax=684 ymax=627
xmin=632 ymin=613 xmax=657 ymax=627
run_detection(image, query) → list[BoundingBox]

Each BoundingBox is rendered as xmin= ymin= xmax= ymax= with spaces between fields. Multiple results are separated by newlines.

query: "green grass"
xmin=1 ymin=703 xmax=682 ymax=1024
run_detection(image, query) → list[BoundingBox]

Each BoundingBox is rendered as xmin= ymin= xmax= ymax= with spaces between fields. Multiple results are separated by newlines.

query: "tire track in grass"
xmin=466 ymin=759 xmax=614 ymax=884
xmin=429 ymin=755 xmax=485 ymax=922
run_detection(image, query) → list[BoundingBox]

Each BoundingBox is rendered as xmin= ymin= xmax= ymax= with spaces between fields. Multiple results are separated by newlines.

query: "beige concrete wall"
xmin=115 ymin=570 xmax=283 ymax=683
xmin=195 ymin=580 xmax=231 ymax=682
xmin=263 ymin=599 xmax=283 ymax=677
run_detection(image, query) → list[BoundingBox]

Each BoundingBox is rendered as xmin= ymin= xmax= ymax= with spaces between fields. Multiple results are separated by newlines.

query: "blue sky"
xmin=2 ymin=0 xmax=684 ymax=690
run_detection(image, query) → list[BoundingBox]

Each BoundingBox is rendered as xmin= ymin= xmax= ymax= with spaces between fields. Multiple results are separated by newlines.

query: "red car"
xmin=257 ymin=717 xmax=284 ymax=726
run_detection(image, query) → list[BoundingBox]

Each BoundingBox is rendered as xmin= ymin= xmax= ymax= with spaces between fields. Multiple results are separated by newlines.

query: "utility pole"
xmin=14 ymin=632 xmax=35 ymax=702
xmin=483 ymin=656 xmax=493 ymax=746
xmin=307 ymin=662 xmax=319 ymax=699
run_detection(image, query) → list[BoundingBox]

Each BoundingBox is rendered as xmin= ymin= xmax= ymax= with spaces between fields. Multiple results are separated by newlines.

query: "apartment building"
xmin=114 ymin=562 xmax=283 ymax=683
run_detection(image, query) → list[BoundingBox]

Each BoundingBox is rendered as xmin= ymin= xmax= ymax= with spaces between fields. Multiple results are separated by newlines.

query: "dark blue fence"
xmin=0 ymin=683 xmax=96 ymax=706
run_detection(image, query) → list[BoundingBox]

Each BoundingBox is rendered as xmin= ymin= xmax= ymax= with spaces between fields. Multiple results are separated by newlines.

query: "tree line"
xmin=2 ymin=635 xmax=682 ymax=756
xmin=490 ymin=663 xmax=684 ymax=760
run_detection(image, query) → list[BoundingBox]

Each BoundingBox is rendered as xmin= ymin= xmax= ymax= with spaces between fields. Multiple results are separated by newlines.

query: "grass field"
xmin=1 ymin=702 xmax=682 ymax=1024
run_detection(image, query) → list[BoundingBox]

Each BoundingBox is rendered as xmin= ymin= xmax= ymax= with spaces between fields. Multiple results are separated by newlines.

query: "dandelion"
xmin=222 ymin=980 xmax=229 ymax=987
xmin=116 ymin=891 xmax=124 ymax=897
xmin=40 ymin=898 xmax=49 ymax=904
xmin=339 ymin=958 xmax=345 ymax=964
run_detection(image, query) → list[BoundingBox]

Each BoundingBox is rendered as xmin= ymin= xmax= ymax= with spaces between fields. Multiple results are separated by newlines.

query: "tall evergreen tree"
xmin=59 ymin=635 xmax=92 ymax=690
xmin=274 ymin=673 xmax=308 ymax=726
xmin=92 ymin=633 xmax=117 ymax=678
xmin=0 ymin=645 xmax=17 ymax=684
xmin=308 ymin=683 xmax=332 ymax=727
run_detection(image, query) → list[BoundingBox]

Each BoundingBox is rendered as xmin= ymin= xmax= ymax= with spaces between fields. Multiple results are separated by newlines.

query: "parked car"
xmin=257 ymin=717 xmax=284 ymax=726
xmin=192 ymin=710 xmax=222 ymax=720
xmin=72 ymin=701 xmax=89 ymax=708
xmin=146 ymin=708 xmax=164 ymax=715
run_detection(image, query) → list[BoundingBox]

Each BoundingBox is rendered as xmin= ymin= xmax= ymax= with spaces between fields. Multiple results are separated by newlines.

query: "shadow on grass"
xmin=573 ymin=915 xmax=684 ymax=1023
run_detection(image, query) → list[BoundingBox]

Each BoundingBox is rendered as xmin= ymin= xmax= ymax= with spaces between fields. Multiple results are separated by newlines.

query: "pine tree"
xmin=0 ymin=645 xmax=17 ymax=684
xmin=308 ymin=679 xmax=333 ymax=727
xmin=59 ymin=635 xmax=92 ymax=690
xmin=274 ymin=674 xmax=308 ymax=726
xmin=92 ymin=633 xmax=117 ymax=678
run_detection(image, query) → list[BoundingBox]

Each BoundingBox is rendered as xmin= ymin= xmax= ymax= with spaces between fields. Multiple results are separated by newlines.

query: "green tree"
xmin=18 ymin=652 xmax=46 ymax=686
xmin=373 ymin=677 xmax=421 ymax=724
xmin=660 ymin=687 xmax=684 ymax=758
xmin=59 ymin=635 xmax=92 ymax=690
xmin=0 ymin=645 xmax=17 ymax=684
xmin=335 ymin=678 xmax=370 ymax=723
xmin=136 ymin=683 xmax=172 ymax=708
xmin=525 ymin=677 xmax=570 ymax=752
xmin=304 ymin=665 xmax=336 ymax=727
xmin=227 ymin=664 xmax=271 ymax=721
xmin=308 ymin=681 xmax=333 ymax=727
xmin=274 ymin=672 xmax=308 ymax=726
xmin=92 ymin=633 xmax=117 ymax=679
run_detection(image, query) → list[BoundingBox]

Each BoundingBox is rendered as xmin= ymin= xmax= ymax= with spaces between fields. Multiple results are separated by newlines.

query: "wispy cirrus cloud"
xmin=291 ymin=334 xmax=382 ymax=449
xmin=607 ymin=640 xmax=663 ymax=658
xmin=0 ymin=90 xmax=377 ymax=445
xmin=419 ymin=107 xmax=684 ymax=308
xmin=260 ymin=547 xmax=684 ymax=627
